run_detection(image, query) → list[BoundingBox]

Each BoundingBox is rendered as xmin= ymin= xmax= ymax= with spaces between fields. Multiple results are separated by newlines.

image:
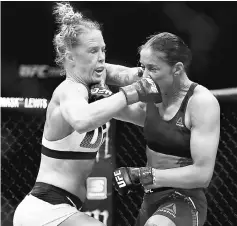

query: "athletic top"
xmin=144 ymin=83 xmax=198 ymax=168
xmin=41 ymin=124 xmax=107 ymax=159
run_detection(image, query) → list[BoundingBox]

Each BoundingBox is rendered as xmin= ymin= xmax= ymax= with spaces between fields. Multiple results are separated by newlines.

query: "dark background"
xmin=2 ymin=2 xmax=237 ymax=226
xmin=2 ymin=1 xmax=237 ymax=100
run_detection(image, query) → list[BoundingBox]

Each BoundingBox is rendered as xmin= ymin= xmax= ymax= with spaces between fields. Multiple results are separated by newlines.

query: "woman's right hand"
xmin=120 ymin=76 xmax=162 ymax=105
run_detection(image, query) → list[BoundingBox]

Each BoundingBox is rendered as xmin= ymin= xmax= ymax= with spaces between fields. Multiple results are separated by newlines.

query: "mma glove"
xmin=113 ymin=167 xmax=155 ymax=196
xmin=89 ymin=83 xmax=113 ymax=103
xmin=120 ymin=76 xmax=162 ymax=105
xmin=137 ymin=67 xmax=144 ymax=78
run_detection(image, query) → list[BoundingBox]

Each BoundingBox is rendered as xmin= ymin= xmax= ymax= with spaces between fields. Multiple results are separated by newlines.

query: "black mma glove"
xmin=113 ymin=167 xmax=155 ymax=195
xmin=120 ymin=76 xmax=162 ymax=105
xmin=89 ymin=83 xmax=113 ymax=103
xmin=137 ymin=67 xmax=144 ymax=78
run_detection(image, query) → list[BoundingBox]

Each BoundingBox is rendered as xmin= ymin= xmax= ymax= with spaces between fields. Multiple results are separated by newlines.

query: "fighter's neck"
xmin=66 ymin=70 xmax=89 ymax=91
xmin=160 ymin=77 xmax=192 ymax=107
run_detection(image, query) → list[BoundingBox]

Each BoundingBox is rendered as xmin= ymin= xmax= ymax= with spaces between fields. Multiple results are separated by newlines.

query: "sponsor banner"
xmin=0 ymin=97 xmax=48 ymax=109
xmin=83 ymin=121 xmax=115 ymax=226
xmin=84 ymin=209 xmax=110 ymax=226
xmin=19 ymin=65 xmax=61 ymax=78
xmin=87 ymin=177 xmax=107 ymax=200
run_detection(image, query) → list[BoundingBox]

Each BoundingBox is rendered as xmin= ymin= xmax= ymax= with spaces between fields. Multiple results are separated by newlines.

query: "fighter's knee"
xmin=59 ymin=212 xmax=105 ymax=226
xmin=144 ymin=215 xmax=176 ymax=226
xmin=91 ymin=222 xmax=105 ymax=226
xmin=85 ymin=220 xmax=105 ymax=226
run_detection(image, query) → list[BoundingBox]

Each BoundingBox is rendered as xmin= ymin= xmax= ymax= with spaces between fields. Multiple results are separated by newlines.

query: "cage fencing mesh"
xmin=1 ymin=101 xmax=237 ymax=226
xmin=114 ymin=102 xmax=237 ymax=226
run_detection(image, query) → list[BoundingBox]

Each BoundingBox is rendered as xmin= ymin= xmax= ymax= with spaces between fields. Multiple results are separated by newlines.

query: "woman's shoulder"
xmin=52 ymin=79 xmax=89 ymax=103
xmin=192 ymin=84 xmax=218 ymax=102
xmin=188 ymin=83 xmax=220 ymax=117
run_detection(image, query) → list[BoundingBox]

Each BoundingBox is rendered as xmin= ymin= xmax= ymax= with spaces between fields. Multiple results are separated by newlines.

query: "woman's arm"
xmin=145 ymin=92 xmax=220 ymax=189
xmin=60 ymin=82 xmax=127 ymax=134
xmin=114 ymin=102 xmax=146 ymax=127
xmin=105 ymin=63 xmax=143 ymax=86
xmin=60 ymin=77 xmax=159 ymax=134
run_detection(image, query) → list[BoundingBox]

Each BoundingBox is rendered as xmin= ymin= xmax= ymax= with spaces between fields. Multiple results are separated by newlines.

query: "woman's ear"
xmin=173 ymin=62 xmax=184 ymax=77
xmin=65 ymin=51 xmax=75 ymax=63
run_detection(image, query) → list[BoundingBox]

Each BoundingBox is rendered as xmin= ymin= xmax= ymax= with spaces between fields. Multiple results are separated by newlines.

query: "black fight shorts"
xmin=135 ymin=188 xmax=207 ymax=226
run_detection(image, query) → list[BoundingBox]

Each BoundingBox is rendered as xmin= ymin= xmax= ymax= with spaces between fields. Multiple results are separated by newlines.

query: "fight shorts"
xmin=135 ymin=187 xmax=207 ymax=226
xmin=13 ymin=182 xmax=83 ymax=226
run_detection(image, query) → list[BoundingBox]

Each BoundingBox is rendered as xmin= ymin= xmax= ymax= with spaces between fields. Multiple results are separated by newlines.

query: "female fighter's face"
xmin=72 ymin=29 xmax=106 ymax=85
xmin=139 ymin=47 xmax=174 ymax=87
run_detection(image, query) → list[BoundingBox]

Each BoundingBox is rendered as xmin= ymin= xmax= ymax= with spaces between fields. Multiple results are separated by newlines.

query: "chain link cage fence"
xmin=113 ymin=90 xmax=237 ymax=226
xmin=1 ymin=89 xmax=237 ymax=226
xmin=1 ymin=109 xmax=45 ymax=226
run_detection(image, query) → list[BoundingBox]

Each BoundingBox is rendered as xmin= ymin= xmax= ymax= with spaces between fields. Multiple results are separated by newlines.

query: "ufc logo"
xmin=114 ymin=170 xmax=126 ymax=188
xmin=19 ymin=65 xmax=49 ymax=78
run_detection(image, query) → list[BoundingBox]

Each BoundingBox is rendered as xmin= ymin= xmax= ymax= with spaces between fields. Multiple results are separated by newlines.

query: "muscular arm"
xmin=114 ymin=102 xmax=146 ymax=127
xmin=146 ymin=92 xmax=220 ymax=189
xmin=105 ymin=63 xmax=142 ymax=86
xmin=60 ymin=82 xmax=127 ymax=134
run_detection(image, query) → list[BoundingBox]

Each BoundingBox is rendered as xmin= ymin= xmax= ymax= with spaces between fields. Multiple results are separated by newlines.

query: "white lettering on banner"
xmin=87 ymin=177 xmax=107 ymax=200
xmin=96 ymin=122 xmax=111 ymax=162
xmin=19 ymin=65 xmax=49 ymax=78
xmin=84 ymin=209 xmax=109 ymax=226
xmin=19 ymin=65 xmax=61 ymax=78
xmin=0 ymin=97 xmax=48 ymax=109
xmin=24 ymin=98 xmax=48 ymax=109
xmin=0 ymin=97 xmax=24 ymax=108
xmin=104 ymin=122 xmax=111 ymax=159
xmin=89 ymin=180 xmax=105 ymax=193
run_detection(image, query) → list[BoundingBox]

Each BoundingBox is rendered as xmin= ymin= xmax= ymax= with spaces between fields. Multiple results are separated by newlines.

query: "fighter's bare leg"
xmin=144 ymin=215 xmax=176 ymax=226
xmin=59 ymin=212 xmax=105 ymax=226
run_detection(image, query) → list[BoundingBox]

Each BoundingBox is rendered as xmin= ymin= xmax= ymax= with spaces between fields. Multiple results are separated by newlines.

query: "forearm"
xmin=105 ymin=63 xmax=142 ymax=86
xmin=76 ymin=92 xmax=127 ymax=133
xmin=113 ymin=164 xmax=209 ymax=195
xmin=149 ymin=165 xmax=209 ymax=189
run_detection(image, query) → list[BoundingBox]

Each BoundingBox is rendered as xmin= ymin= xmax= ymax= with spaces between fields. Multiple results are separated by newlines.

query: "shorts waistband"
xmin=144 ymin=187 xmax=173 ymax=194
xmin=30 ymin=182 xmax=82 ymax=210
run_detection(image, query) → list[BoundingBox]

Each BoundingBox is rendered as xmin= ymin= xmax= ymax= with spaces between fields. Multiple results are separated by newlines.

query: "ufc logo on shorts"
xmin=114 ymin=170 xmax=126 ymax=188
